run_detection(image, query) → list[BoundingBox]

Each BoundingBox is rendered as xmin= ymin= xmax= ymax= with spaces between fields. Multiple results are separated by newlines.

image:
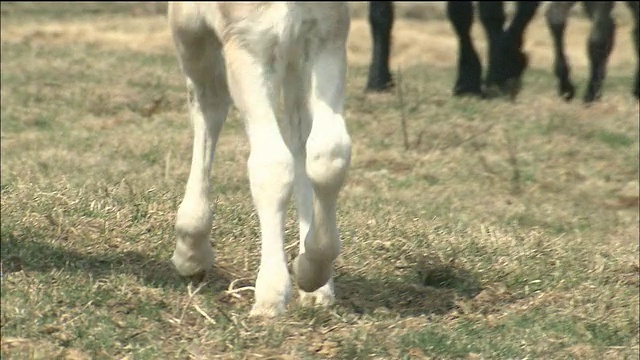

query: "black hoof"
xmin=453 ymin=84 xmax=484 ymax=98
xmin=503 ymin=78 xmax=522 ymax=100
xmin=365 ymin=73 xmax=395 ymax=93
xmin=559 ymin=84 xmax=575 ymax=102
xmin=483 ymin=80 xmax=521 ymax=100
xmin=582 ymin=93 xmax=601 ymax=104
xmin=365 ymin=80 xmax=395 ymax=93
xmin=483 ymin=84 xmax=503 ymax=99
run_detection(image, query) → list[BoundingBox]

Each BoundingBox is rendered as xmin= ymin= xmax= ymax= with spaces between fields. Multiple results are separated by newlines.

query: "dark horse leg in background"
xmin=583 ymin=2 xmax=616 ymax=103
xmin=365 ymin=2 xmax=489 ymax=95
xmin=365 ymin=2 xmax=540 ymax=97
xmin=480 ymin=2 xmax=540 ymax=98
xmin=627 ymin=1 xmax=639 ymax=98
xmin=447 ymin=2 xmax=483 ymax=96
xmin=545 ymin=1 xmax=577 ymax=101
xmin=366 ymin=2 xmax=493 ymax=94
xmin=448 ymin=2 xmax=540 ymax=98
xmin=366 ymin=1 xmax=394 ymax=91
xmin=546 ymin=2 xmax=638 ymax=103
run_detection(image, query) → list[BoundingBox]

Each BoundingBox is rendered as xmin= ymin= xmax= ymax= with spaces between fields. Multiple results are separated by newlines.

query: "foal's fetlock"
xmin=292 ymin=253 xmax=333 ymax=293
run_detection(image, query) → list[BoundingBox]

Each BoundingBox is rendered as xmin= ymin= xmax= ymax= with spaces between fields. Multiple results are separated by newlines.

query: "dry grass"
xmin=2 ymin=2 xmax=637 ymax=69
xmin=2 ymin=2 xmax=639 ymax=359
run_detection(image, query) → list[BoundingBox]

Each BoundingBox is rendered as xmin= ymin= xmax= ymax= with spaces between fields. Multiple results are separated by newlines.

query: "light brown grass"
xmin=1 ymin=2 xmax=636 ymax=70
xmin=1 ymin=2 xmax=638 ymax=359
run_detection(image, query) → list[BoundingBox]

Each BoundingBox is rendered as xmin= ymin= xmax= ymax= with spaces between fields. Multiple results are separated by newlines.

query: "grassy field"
xmin=1 ymin=2 xmax=638 ymax=359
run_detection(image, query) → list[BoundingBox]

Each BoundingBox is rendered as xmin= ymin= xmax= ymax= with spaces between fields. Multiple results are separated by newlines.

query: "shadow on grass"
xmin=334 ymin=257 xmax=482 ymax=317
xmin=0 ymin=233 xmax=232 ymax=293
xmin=2 ymin=232 xmax=482 ymax=316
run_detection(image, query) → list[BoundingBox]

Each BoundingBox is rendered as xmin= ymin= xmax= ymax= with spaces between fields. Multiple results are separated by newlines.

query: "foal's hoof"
xmin=292 ymin=253 xmax=332 ymax=293
xmin=185 ymin=269 xmax=208 ymax=285
xmin=249 ymin=302 xmax=286 ymax=318
xmin=299 ymin=281 xmax=335 ymax=307
xmin=171 ymin=239 xmax=214 ymax=278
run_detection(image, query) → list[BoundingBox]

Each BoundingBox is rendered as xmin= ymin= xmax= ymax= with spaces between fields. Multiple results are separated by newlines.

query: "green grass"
xmin=2 ymin=2 xmax=639 ymax=359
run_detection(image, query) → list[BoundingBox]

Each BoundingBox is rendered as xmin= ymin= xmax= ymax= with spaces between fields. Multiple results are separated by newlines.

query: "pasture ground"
xmin=1 ymin=2 xmax=639 ymax=359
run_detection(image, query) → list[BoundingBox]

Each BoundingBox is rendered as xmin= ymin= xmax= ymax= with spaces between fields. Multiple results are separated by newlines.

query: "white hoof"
xmin=171 ymin=236 xmax=214 ymax=277
xmin=299 ymin=279 xmax=335 ymax=307
xmin=173 ymin=199 xmax=214 ymax=277
xmin=292 ymin=253 xmax=333 ymax=293
xmin=250 ymin=266 xmax=292 ymax=317
xmin=249 ymin=301 xmax=287 ymax=318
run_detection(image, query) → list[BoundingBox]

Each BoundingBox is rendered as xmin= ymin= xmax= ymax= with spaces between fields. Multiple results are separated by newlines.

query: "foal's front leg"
xmin=173 ymin=77 xmax=229 ymax=278
xmin=171 ymin=32 xmax=229 ymax=278
xmin=224 ymin=43 xmax=294 ymax=317
xmin=293 ymin=41 xmax=352 ymax=305
xmin=281 ymin=63 xmax=337 ymax=307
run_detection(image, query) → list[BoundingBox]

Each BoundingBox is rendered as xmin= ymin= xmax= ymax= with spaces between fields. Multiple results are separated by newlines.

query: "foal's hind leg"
xmin=583 ymin=2 xmax=616 ymax=103
xmin=293 ymin=41 xmax=351 ymax=301
xmin=170 ymin=23 xmax=230 ymax=278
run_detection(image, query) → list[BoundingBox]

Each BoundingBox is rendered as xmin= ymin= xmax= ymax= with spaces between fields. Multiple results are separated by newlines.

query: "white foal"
xmin=167 ymin=2 xmax=352 ymax=317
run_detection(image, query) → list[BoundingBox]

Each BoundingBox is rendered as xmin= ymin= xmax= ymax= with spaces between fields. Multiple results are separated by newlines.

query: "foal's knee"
xmin=305 ymin=119 xmax=351 ymax=196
